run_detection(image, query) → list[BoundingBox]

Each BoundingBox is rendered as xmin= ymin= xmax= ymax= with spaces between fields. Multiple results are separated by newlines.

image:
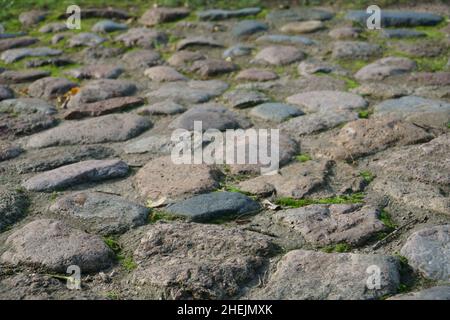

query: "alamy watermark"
xmin=170 ymin=121 xmax=280 ymax=175
xmin=66 ymin=265 xmax=81 ymax=290
xmin=66 ymin=5 xmax=81 ymax=30
xmin=367 ymin=5 xmax=382 ymax=30
xmin=366 ymin=265 xmax=382 ymax=290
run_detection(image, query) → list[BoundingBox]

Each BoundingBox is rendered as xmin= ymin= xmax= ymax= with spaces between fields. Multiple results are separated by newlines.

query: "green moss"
xmin=103 ymin=236 xmax=121 ymax=254
xmin=321 ymin=243 xmax=351 ymax=253
xmin=148 ymin=210 xmax=185 ymax=223
xmin=296 ymin=153 xmax=312 ymax=163
xmin=118 ymin=255 xmax=137 ymax=271
xmin=105 ymin=290 xmax=121 ymax=300
xmin=360 ymin=170 xmax=376 ymax=184
xmin=335 ymin=59 xmax=368 ymax=74
xmin=379 ymin=209 xmax=397 ymax=230
xmin=276 ymin=193 xmax=365 ymax=208
xmin=49 ymin=191 xmax=59 ymax=203
xmin=415 ymin=56 xmax=448 ymax=72
xmin=358 ymin=110 xmax=370 ymax=119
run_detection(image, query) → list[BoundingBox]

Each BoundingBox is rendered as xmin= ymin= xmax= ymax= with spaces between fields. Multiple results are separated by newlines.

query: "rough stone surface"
xmin=0 ymin=98 xmax=56 ymax=115
xmin=122 ymin=49 xmax=162 ymax=69
xmin=0 ymin=85 xmax=14 ymax=101
xmin=235 ymin=68 xmax=278 ymax=82
xmin=144 ymin=66 xmax=187 ymax=82
xmin=253 ymin=46 xmax=306 ymax=65
xmin=373 ymin=96 xmax=450 ymax=117
xmin=355 ymin=57 xmax=417 ymax=81
xmin=0 ymin=141 xmax=23 ymax=162
xmin=332 ymin=41 xmax=382 ymax=60
xmin=1 ymin=219 xmax=114 ymax=272
xmin=0 ymin=70 xmax=51 ymax=84
xmin=191 ymin=59 xmax=238 ymax=78
xmin=139 ymin=7 xmax=190 ymax=26
xmin=136 ymin=100 xmax=186 ymax=115
xmin=232 ymin=20 xmax=268 ymax=38
xmin=92 ymin=20 xmax=127 ymax=33
xmin=346 ymin=10 xmax=443 ymax=27
xmin=389 ymin=286 xmax=450 ymax=300
xmin=223 ymin=89 xmax=269 ymax=108
xmin=0 ymin=187 xmax=27 ymax=232
xmin=28 ymin=77 xmax=77 ymax=99
xmin=197 ymin=8 xmax=261 ymax=21
xmin=115 ymin=28 xmax=168 ymax=48
xmin=250 ymin=102 xmax=304 ymax=122
xmin=176 ymin=37 xmax=223 ymax=51
xmin=281 ymin=20 xmax=325 ymax=34
xmin=69 ymin=33 xmax=106 ymax=47
xmin=66 ymin=65 xmax=124 ymax=80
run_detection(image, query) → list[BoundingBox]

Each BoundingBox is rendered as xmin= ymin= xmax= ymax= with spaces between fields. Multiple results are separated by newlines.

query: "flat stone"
xmin=355 ymin=57 xmax=417 ymax=81
xmin=1 ymin=47 xmax=62 ymax=63
xmin=297 ymin=60 xmax=334 ymax=75
xmin=251 ymin=250 xmax=400 ymax=299
xmin=238 ymin=160 xmax=330 ymax=198
xmin=223 ymin=45 xmax=253 ymax=58
xmin=235 ymin=68 xmax=278 ymax=82
xmin=400 ymin=225 xmax=449 ymax=281
xmin=26 ymin=114 xmax=150 ymax=148
xmin=326 ymin=117 xmax=433 ymax=160
xmin=232 ymin=20 xmax=268 ymax=38
xmin=92 ymin=20 xmax=128 ymax=33
xmin=328 ymin=27 xmax=361 ymax=39
xmin=130 ymin=222 xmax=275 ymax=299
xmin=0 ymin=37 xmax=38 ymax=51
xmin=39 ymin=22 xmax=68 ymax=33
xmin=115 ymin=28 xmax=168 ymax=48
xmin=169 ymin=103 xmax=249 ymax=131
xmin=176 ymin=37 xmax=223 ymax=51
xmin=352 ymin=83 xmax=410 ymax=99
xmin=59 ymin=8 xmax=130 ymax=20
xmin=389 ymin=286 xmax=450 ymax=300
xmin=50 ymin=192 xmax=149 ymax=235
xmin=0 ymin=113 xmax=56 ymax=138
xmin=0 ymin=85 xmax=14 ymax=101
xmin=51 ymin=34 xmax=65 ymax=44
xmin=134 ymin=156 xmax=221 ymax=201
xmin=408 ymin=72 xmax=450 ymax=86
xmin=28 ymin=77 xmax=77 ymax=99
xmin=373 ymin=96 xmax=450 ymax=117
xmin=166 ymin=191 xmax=261 ymax=222
xmin=136 ymin=100 xmax=186 ymax=116
xmin=279 ymin=111 xmax=358 ymax=139
xmin=0 ymin=141 xmax=23 ymax=162
xmin=346 ymin=10 xmax=443 ymax=27
xmin=63 ymin=96 xmax=144 ymax=120
xmin=24 ymin=57 xmax=74 ymax=68
xmin=281 ymin=20 xmax=325 ymax=34
xmin=0 ymin=187 xmax=27 ymax=232
xmin=197 ymin=7 xmax=261 ymax=21
xmin=22 ymin=159 xmax=129 ymax=192
xmin=168 ymin=50 xmax=205 ymax=67
xmin=391 ymin=40 xmax=446 ymax=58
xmin=250 ymin=102 xmax=304 ymax=122
xmin=0 ymin=98 xmax=56 ymax=115
xmin=144 ymin=66 xmax=187 ymax=82
xmin=123 ymin=134 xmax=175 ymax=155
xmin=223 ymin=89 xmax=269 ymax=108
xmin=19 ymin=10 xmax=47 ymax=27
xmin=255 ymin=34 xmax=315 ymax=45
xmin=66 ymin=65 xmax=124 ymax=79
xmin=139 ymin=7 xmax=190 ymax=26
xmin=0 ymin=219 xmax=114 ymax=272
xmin=332 ymin=41 xmax=382 ymax=60
xmin=67 ymin=79 xmax=137 ymax=107
xmin=13 ymin=145 xmax=115 ymax=173
xmin=274 ymin=204 xmax=386 ymax=246
xmin=267 ymin=8 xmax=334 ymax=28
xmin=286 ymin=90 xmax=368 ymax=113
xmin=146 ymin=80 xmax=228 ymax=104
xmin=0 ymin=70 xmax=51 ymax=84
xmin=191 ymin=59 xmax=238 ymax=78
xmin=122 ymin=49 xmax=162 ymax=68
xmin=382 ymin=29 xmax=426 ymax=38
xmin=253 ymin=46 xmax=306 ymax=65
xmin=69 ymin=33 xmax=106 ymax=47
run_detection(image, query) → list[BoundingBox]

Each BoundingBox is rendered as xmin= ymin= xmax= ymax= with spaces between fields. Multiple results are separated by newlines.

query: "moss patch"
xmin=276 ymin=193 xmax=365 ymax=208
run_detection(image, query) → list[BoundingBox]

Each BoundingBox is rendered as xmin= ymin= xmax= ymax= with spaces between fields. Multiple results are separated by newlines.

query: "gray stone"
xmin=92 ymin=20 xmax=128 ymax=33
xmin=274 ymin=204 xmax=386 ymax=246
xmin=22 ymin=159 xmax=129 ymax=192
xmin=144 ymin=66 xmax=187 ymax=82
xmin=281 ymin=20 xmax=325 ymax=34
xmin=345 ymin=10 xmax=443 ymax=27
xmin=13 ymin=145 xmax=115 ymax=173
xmin=223 ymin=45 xmax=253 ymax=58
xmin=50 ymin=192 xmax=149 ymax=235
xmin=197 ymin=7 xmax=261 ymax=21
xmin=147 ymin=80 xmax=228 ymax=104
xmin=332 ymin=41 xmax=382 ymax=60
xmin=389 ymin=286 xmax=450 ymax=300
xmin=168 ymin=50 xmax=205 ymax=68
xmin=0 ymin=141 xmax=23 ymax=162
xmin=166 ymin=191 xmax=261 ymax=222
xmin=373 ymin=96 xmax=450 ymax=117
xmin=176 ymin=37 xmax=223 ymax=51
xmin=69 ymin=33 xmax=106 ymax=47
xmin=286 ymin=90 xmax=368 ymax=113
xmin=39 ymin=23 xmax=68 ymax=33
xmin=28 ymin=77 xmax=77 ymax=99
xmin=0 ymin=85 xmax=14 ymax=101
xmin=352 ymin=83 xmax=410 ymax=99
xmin=0 ymin=70 xmax=51 ymax=84
xmin=19 ymin=10 xmax=47 ymax=27
xmin=26 ymin=114 xmax=150 ymax=148
xmin=123 ymin=134 xmax=175 ymax=155
xmin=59 ymin=8 xmax=130 ymax=20
xmin=130 ymin=222 xmax=275 ymax=299
xmin=253 ymin=46 xmax=306 ymax=65
xmin=139 ymin=7 xmax=190 ymax=26
xmin=400 ymin=225 xmax=449 ymax=281
xmin=115 ymin=28 xmax=168 ymax=48
xmin=24 ymin=57 xmax=74 ymax=68
xmin=136 ymin=100 xmax=186 ymax=115
xmin=0 ymin=98 xmax=56 ymax=115
xmin=328 ymin=27 xmax=361 ymax=39
xmin=297 ymin=60 xmax=334 ymax=76
xmin=255 ymin=34 xmax=315 ymax=46
xmin=0 ymin=187 xmax=27 ymax=232
xmin=232 ymin=20 xmax=268 ymax=38
xmin=190 ymin=58 xmax=238 ymax=78
xmin=66 ymin=65 xmax=124 ymax=79
xmin=0 ymin=37 xmax=38 ymax=51
xmin=169 ymin=103 xmax=249 ymax=131
xmin=235 ymin=68 xmax=278 ymax=82
xmin=1 ymin=47 xmax=62 ymax=63
xmin=0 ymin=113 xmax=56 ymax=138
xmin=355 ymin=57 xmax=417 ymax=81
xmin=250 ymin=102 xmax=304 ymax=122
xmin=134 ymin=156 xmax=221 ymax=201
xmin=382 ymin=29 xmax=426 ymax=39
xmin=251 ymin=250 xmax=400 ymax=300
xmin=223 ymin=89 xmax=269 ymax=108
xmin=122 ymin=49 xmax=161 ymax=69
xmin=1 ymin=219 xmax=114 ymax=272
xmin=267 ymin=8 xmax=334 ymax=28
